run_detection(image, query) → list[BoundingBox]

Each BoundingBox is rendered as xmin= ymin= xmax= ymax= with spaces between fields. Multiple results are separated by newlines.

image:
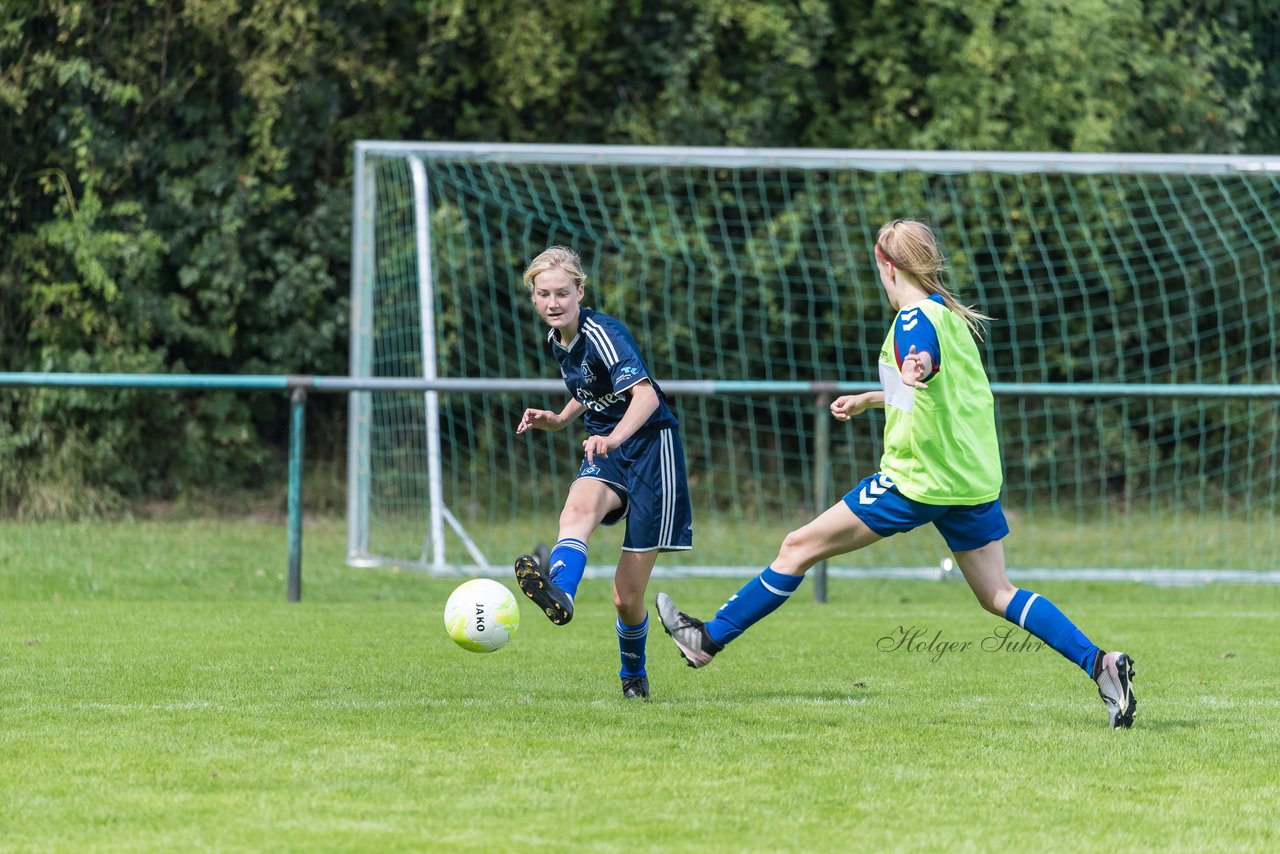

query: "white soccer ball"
xmin=443 ymin=578 xmax=520 ymax=653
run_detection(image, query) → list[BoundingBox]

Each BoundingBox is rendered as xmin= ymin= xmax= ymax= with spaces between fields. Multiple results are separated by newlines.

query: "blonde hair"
xmin=522 ymin=245 xmax=587 ymax=292
xmin=876 ymin=219 xmax=990 ymax=339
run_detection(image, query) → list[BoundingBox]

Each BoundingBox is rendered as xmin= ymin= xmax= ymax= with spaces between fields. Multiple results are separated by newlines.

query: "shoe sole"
xmin=666 ymin=631 xmax=714 ymax=669
xmin=1113 ymin=654 xmax=1137 ymax=729
xmin=514 ymin=555 xmax=573 ymax=625
xmin=655 ymin=594 xmax=715 ymax=669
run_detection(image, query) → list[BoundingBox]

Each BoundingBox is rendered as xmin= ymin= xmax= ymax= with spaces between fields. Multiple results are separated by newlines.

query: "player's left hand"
xmin=582 ymin=434 xmax=616 ymax=466
xmin=901 ymin=345 xmax=932 ymax=389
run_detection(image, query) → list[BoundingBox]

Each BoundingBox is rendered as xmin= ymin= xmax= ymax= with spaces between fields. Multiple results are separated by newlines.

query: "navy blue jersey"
xmin=547 ymin=307 xmax=678 ymax=436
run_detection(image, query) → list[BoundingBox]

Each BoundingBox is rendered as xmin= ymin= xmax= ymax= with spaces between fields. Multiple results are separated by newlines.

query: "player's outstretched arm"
xmin=516 ymin=399 xmax=586 ymax=434
xmin=830 ymin=391 xmax=885 ymax=421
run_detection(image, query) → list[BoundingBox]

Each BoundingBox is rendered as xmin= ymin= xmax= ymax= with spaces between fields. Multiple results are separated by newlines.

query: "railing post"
xmin=286 ymin=386 xmax=307 ymax=602
xmin=812 ymin=392 xmax=831 ymax=604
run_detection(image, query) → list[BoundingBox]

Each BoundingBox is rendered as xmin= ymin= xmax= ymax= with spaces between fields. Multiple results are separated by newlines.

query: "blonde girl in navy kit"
xmin=514 ymin=246 xmax=693 ymax=701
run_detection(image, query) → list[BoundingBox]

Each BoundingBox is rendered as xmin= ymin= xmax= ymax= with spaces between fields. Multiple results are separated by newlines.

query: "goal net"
xmin=348 ymin=144 xmax=1280 ymax=580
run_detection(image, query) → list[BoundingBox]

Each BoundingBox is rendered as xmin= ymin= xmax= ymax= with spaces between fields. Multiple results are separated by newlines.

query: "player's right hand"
xmin=830 ymin=394 xmax=869 ymax=421
xmin=516 ymin=408 xmax=557 ymax=434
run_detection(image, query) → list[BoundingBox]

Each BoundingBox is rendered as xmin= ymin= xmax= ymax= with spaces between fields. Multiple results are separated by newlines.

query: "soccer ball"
xmin=443 ymin=578 xmax=520 ymax=653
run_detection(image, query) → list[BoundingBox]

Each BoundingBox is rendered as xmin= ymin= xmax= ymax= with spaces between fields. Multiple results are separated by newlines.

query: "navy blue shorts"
xmin=842 ymin=472 xmax=1008 ymax=552
xmin=576 ymin=426 xmax=693 ymax=552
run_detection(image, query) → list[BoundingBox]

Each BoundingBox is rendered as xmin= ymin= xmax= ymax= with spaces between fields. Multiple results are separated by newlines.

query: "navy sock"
xmin=617 ymin=614 xmax=648 ymax=679
xmin=1004 ymin=588 xmax=1100 ymax=674
xmin=546 ymin=537 xmax=587 ymax=599
xmin=704 ymin=567 xmax=804 ymax=646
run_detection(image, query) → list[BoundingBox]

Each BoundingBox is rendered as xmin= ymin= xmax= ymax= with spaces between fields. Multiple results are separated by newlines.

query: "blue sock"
xmin=617 ymin=614 xmax=648 ymax=679
xmin=1004 ymin=588 xmax=1100 ymax=674
xmin=546 ymin=537 xmax=588 ymax=599
xmin=704 ymin=567 xmax=804 ymax=646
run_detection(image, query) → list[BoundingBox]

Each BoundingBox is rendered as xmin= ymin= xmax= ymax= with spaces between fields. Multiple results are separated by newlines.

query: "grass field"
xmin=2 ymin=518 xmax=1278 ymax=851
xmin=391 ymin=507 xmax=1280 ymax=573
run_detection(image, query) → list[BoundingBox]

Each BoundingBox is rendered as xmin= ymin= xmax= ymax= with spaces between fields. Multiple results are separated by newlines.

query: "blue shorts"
xmin=842 ymin=472 xmax=1008 ymax=553
xmin=576 ymin=426 xmax=693 ymax=553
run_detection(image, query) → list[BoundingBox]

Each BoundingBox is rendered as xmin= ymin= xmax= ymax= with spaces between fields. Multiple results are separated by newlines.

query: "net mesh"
xmin=354 ymin=148 xmax=1280 ymax=573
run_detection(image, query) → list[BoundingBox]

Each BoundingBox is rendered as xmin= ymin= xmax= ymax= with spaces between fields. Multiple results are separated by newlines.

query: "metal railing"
xmin=4 ymin=372 xmax=1278 ymax=601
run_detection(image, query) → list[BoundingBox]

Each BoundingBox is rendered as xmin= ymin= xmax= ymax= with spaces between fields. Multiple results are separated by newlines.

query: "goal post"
xmin=348 ymin=143 xmax=1280 ymax=579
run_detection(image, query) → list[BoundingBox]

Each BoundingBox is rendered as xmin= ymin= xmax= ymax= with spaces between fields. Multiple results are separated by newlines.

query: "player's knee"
xmin=558 ymin=500 xmax=595 ymax=529
xmin=613 ymin=587 xmax=643 ymax=618
xmin=777 ymin=528 xmax=816 ymax=567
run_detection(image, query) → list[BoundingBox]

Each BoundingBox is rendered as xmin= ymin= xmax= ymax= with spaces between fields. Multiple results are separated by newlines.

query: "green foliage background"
xmin=1 ymin=0 xmax=1276 ymax=516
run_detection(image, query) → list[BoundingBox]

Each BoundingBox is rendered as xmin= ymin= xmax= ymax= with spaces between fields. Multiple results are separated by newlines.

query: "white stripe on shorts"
xmin=658 ymin=429 xmax=672 ymax=546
